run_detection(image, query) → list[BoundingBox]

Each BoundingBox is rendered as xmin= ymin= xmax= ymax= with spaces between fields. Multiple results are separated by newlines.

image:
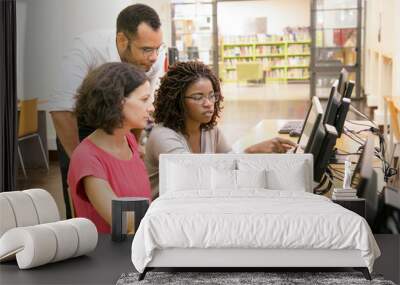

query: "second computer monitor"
xmin=295 ymin=96 xmax=324 ymax=154
xmin=337 ymin=68 xmax=349 ymax=96
xmin=310 ymin=123 xmax=339 ymax=182
xmin=351 ymin=135 xmax=380 ymax=230
xmin=323 ymin=86 xmax=351 ymax=138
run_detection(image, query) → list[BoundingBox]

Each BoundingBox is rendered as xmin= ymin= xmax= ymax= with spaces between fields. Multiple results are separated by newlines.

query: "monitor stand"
xmin=329 ymin=150 xmax=348 ymax=165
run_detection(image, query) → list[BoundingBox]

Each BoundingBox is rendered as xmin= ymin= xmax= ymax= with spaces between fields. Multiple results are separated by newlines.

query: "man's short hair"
xmin=117 ymin=4 xmax=161 ymax=38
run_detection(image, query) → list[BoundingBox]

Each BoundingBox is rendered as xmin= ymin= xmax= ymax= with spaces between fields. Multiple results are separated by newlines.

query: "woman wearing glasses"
xmin=145 ymin=61 xmax=295 ymax=198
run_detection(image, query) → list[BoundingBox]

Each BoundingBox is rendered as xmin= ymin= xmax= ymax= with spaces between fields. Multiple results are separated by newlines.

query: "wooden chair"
xmin=387 ymin=99 xmax=400 ymax=172
xmin=18 ymin=98 xmax=49 ymax=177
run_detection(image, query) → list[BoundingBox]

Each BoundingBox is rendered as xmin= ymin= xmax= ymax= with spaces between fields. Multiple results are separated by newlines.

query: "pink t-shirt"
xmin=67 ymin=133 xmax=151 ymax=233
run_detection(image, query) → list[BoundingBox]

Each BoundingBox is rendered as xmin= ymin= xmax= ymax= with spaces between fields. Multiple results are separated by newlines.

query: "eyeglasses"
xmin=130 ymin=42 xmax=166 ymax=58
xmin=184 ymin=92 xmax=220 ymax=104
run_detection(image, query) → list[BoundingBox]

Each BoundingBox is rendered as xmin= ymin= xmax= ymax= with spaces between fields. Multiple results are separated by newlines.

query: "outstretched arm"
xmin=245 ymin=137 xmax=296 ymax=153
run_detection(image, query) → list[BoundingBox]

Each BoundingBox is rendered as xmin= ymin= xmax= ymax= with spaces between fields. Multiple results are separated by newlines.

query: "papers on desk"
xmin=332 ymin=188 xmax=358 ymax=200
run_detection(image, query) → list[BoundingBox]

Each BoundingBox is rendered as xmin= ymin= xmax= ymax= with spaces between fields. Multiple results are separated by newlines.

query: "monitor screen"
xmin=323 ymin=85 xmax=350 ymax=138
xmin=295 ymin=96 xmax=324 ymax=154
xmin=335 ymin=97 xmax=351 ymax=137
xmin=337 ymin=68 xmax=349 ymax=96
xmin=325 ymin=70 xmax=350 ymax=126
xmin=343 ymin=80 xmax=354 ymax=99
xmin=323 ymin=86 xmax=341 ymax=125
xmin=311 ymin=123 xmax=338 ymax=182
xmin=351 ymin=135 xmax=379 ymax=229
xmin=351 ymin=134 xmax=374 ymax=196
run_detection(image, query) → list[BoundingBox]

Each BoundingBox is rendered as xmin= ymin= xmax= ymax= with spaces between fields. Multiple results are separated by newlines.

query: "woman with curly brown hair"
xmin=145 ymin=61 xmax=295 ymax=197
xmin=68 ymin=62 xmax=153 ymax=233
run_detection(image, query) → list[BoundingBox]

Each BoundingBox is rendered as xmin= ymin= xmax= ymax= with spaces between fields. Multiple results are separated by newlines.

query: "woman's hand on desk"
xmin=245 ymin=137 xmax=297 ymax=154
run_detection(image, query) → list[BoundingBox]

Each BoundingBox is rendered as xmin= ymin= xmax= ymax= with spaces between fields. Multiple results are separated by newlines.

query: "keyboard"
xmin=278 ymin=120 xmax=304 ymax=134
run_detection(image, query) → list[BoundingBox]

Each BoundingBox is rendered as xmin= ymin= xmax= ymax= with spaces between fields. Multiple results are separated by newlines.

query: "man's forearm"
xmin=50 ymin=111 xmax=79 ymax=158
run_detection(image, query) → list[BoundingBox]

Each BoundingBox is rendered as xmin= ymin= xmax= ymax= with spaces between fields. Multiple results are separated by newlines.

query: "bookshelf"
xmin=310 ymin=0 xmax=362 ymax=99
xmin=220 ymin=40 xmax=310 ymax=83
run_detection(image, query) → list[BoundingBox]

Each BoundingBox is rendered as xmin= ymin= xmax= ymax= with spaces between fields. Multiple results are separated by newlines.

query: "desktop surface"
xmin=0 ymin=233 xmax=398 ymax=284
xmin=0 ymin=234 xmax=134 ymax=285
xmin=232 ymin=119 xmax=373 ymax=154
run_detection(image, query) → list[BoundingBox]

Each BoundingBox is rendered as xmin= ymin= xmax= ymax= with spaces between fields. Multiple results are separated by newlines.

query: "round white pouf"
xmin=0 ymin=218 xmax=98 ymax=269
xmin=42 ymin=221 xmax=79 ymax=262
xmin=24 ymin=189 xmax=60 ymax=223
xmin=0 ymin=226 xmax=57 ymax=269
xmin=0 ymin=192 xmax=39 ymax=227
xmin=0 ymin=196 xmax=17 ymax=237
xmin=66 ymin=218 xmax=98 ymax=257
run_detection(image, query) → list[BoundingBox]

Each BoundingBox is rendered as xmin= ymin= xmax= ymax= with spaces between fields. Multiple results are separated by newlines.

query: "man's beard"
xmin=121 ymin=49 xmax=149 ymax=72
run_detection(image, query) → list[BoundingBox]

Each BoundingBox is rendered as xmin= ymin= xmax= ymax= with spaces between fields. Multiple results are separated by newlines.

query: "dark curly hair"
xmin=75 ymin=62 xmax=148 ymax=134
xmin=154 ymin=61 xmax=223 ymax=135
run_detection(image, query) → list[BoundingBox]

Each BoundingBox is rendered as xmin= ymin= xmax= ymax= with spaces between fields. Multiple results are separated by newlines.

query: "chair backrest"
xmin=388 ymin=99 xmax=400 ymax=141
xmin=18 ymin=98 xmax=38 ymax=137
xmin=236 ymin=62 xmax=263 ymax=82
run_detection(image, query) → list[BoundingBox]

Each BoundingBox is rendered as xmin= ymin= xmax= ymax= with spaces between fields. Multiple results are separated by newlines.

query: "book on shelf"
xmin=220 ymin=30 xmax=310 ymax=82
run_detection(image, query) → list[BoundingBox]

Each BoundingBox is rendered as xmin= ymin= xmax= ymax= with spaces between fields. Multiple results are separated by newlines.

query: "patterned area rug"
xmin=116 ymin=271 xmax=395 ymax=285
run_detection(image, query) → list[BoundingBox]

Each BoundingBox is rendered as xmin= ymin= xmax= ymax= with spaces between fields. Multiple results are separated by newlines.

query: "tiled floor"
xmin=15 ymin=83 xmax=373 ymax=218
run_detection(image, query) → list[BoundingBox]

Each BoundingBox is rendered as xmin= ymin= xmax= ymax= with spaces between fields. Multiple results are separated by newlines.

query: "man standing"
xmin=47 ymin=4 xmax=164 ymax=218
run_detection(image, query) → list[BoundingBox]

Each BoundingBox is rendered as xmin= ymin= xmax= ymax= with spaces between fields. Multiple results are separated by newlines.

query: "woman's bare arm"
xmin=83 ymin=176 xmax=134 ymax=233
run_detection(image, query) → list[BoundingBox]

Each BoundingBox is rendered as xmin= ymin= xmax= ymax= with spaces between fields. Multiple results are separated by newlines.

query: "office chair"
xmin=18 ymin=98 xmax=49 ymax=177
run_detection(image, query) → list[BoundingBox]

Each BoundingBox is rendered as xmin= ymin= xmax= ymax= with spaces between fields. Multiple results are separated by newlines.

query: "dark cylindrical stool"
xmin=111 ymin=197 xmax=149 ymax=242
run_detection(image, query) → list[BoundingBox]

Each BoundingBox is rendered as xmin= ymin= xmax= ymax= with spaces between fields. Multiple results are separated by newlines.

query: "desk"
xmin=232 ymin=119 xmax=373 ymax=154
xmin=0 ymin=234 xmax=134 ymax=285
xmin=231 ymin=119 xmax=384 ymax=195
xmin=0 ymin=234 xmax=398 ymax=284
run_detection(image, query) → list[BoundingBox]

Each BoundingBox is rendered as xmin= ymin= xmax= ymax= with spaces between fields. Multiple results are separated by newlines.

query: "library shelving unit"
xmin=310 ymin=0 xmax=362 ymax=99
xmin=220 ymin=40 xmax=311 ymax=83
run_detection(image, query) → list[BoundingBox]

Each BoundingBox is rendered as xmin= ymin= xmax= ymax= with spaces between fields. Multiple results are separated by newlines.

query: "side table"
xmin=332 ymin=198 xmax=366 ymax=218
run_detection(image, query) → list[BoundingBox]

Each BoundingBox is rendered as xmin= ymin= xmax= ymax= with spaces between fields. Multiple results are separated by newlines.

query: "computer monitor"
xmin=323 ymin=86 xmax=340 ymax=125
xmin=351 ymin=134 xmax=374 ymax=196
xmin=310 ymin=123 xmax=338 ymax=182
xmin=335 ymin=97 xmax=350 ymax=137
xmin=351 ymin=135 xmax=380 ymax=229
xmin=337 ymin=68 xmax=349 ymax=96
xmin=295 ymin=96 xmax=324 ymax=154
xmin=323 ymin=86 xmax=351 ymax=138
xmin=343 ymin=80 xmax=354 ymax=99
